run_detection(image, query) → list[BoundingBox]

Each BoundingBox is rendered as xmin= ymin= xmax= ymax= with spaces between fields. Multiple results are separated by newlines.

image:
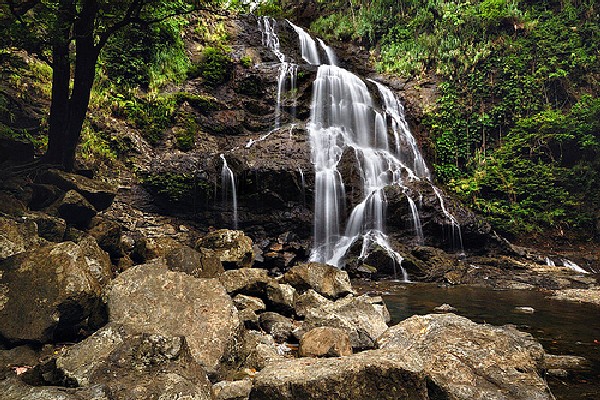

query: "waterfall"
xmin=432 ymin=185 xmax=464 ymax=254
xmin=298 ymin=167 xmax=306 ymax=206
xmin=220 ymin=154 xmax=238 ymax=230
xmin=317 ymin=38 xmax=338 ymax=66
xmin=287 ymin=20 xmax=320 ymax=65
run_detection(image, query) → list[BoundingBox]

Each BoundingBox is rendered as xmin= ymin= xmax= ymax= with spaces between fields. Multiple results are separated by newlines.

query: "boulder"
xmin=57 ymin=190 xmax=96 ymax=229
xmin=54 ymin=326 xmax=214 ymax=399
xmin=24 ymin=212 xmax=66 ymax=242
xmin=233 ymin=294 xmax=266 ymax=329
xmin=265 ymin=282 xmax=296 ymax=313
xmin=106 ymin=264 xmax=240 ymax=376
xmin=167 ymin=245 xmax=225 ymax=278
xmin=0 ymin=240 xmax=111 ymax=343
xmin=283 ymin=262 xmax=353 ymax=299
xmin=299 ymin=327 xmax=352 ymax=357
xmin=219 ymin=268 xmax=274 ymax=295
xmin=238 ymin=330 xmax=285 ymax=371
xmin=196 ymin=230 xmax=254 ymax=269
xmin=37 ymin=169 xmax=117 ymax=211
xmin=214 ymin=380 xmax=252 ymax=400
xmin=378 ymin=313 xmax=551 ymax=400
xmin=249 ymin=350 xmax=429 ymax=400
xmin=0 ymin=377 xmax=109 ymax=400
xmin=87 ymin=216 xmax=124 ymax=259
xmin=0 ymin=216 xmax=42 ymax=260
xmin=301 ymin=294 xmax=389 ymax=350
xmin=258 ymin=312 xmax=295 ymax=343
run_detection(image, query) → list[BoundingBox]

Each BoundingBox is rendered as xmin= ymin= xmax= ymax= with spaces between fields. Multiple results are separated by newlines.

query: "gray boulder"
xmin=0 ymin=240 xmax=111 ymax=343
xmin=299 ymin=327 xmax=352 ymax=357
xmin=283 ymin=262 xmax=353 ymax=299
xmin=0 ymin=216 xmax=42 ymax=260
xmin=196 ymin=230 xmax=254 ymax=269
xmin=378 ymin=313 xmax=551 ymax=400
xmin=106 ymin=264 xmax=240 ymax=377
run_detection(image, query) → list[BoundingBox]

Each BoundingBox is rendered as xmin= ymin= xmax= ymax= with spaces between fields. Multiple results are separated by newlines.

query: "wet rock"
xmin=167 ymin=245 xmax=225 ymax=278
xmin=238 ymin=330 xmax=284 ymax=371
xmin=551 ymin=287 xmax=600 ymax=306
xmin=299 ymin=327 xmax=352 ymax=357
xmin=544 ymin=354 xmax=589 ymax=370
xmin=266 ymin=282 xmax=296 ymax=313
xmin=0 ymin=216 xmax=42 ymax=260
xmin=57 ymin=190 xmax=96 ymax=229
xmin=233 ymin=294 xmax=266 ymax=329
xmin=219 ymin=268 xmax=274 ymax=295
xmin=301 ymin=294 xmax=389 ymax=350
xmin=249 ymin=350 xmax=429 ymax=400
xmin=106 ymin=264 xmax=240 ymax=376
xmin=37 ymin=169 xmax=117 ymax=211
xmin=259 ymin=312 xmax=295 ymax=343
xmin=196 ymin=230 xmax=254 ymax=269
xmin=0 ymin=240 xmax=110 ymax=343
xmin=283 ymin=262 xmax=353 ymax=299
xmin=214 ymin=379 xmax=252 ymax=400
xmin=434 ymin=303 xmax=457 ymax=312
xmin=0 ymin=377 xmax=109 ymax=400
xmin=87 ymin=216 xmax=124 ymax=259
xmin=514 ymin=306 xmax=535 ymax=314
xmin=55 ymin=326 xmax=214 ymax=399
xmin=378 ymin=313 xmax=551 ymax=400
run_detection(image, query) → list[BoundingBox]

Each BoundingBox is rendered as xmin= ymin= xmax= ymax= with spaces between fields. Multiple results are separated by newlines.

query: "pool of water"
xmin=355 ymin=281 xmax=600 ymax=400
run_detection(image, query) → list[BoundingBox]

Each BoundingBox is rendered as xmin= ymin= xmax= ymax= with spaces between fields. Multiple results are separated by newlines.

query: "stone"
xmin=57 ymin=190 xmax=96 ymax=229
xmin=238 ymin=330 xmax=285 ymax=371
xmin=259 ymin=312 xmax=294 ymax=343
xmin=0 ymin=240 xmax=111 ymax=343
xmin=233 ymin=294 xmax=266 ymax=313
xmin=0 ymin=216 xmax=42 ymax=260
xmin=249 ymin=350 xmax=429 ymax=400
xmin=196 ymin=230 xmax=254 ymax=269
xmin=29 ymin=183 xmax=64 ymax=211
xmin=131 ymin=236 xmax=181 ymax=264
xmin=106 ymin=264 xmax=240 ymax=376
xmin=265 ymin=282 xmax=296 ymax=313
xmin=167 ymin=245 xmax=225 ymax=278
xmin=434 ymin=303 xmax=457 ymax=312
xmin=552 ymin=287 xmax=600 ymax=306
xmin=219 ymin=268 xmax=274 ymax=295
xmin=378 ymin=313 xmax=551 ymax=400
xmin=0 ymin=377 xmax=109 ymax=400
xmin=283 ymin=262 xmax=353 ymax=299
xmin=37 ymin=169 xmax=117 ymax=211
xmin=55 ymin=326 xmax=214 ymax=399
xmin=514 ymin=306 xmax=535 ymax=314
xmin=214 ymin=380 xmax=252 ymax=400
xmin=544 ymin=354 xmax=589 ymax=370
xmin=24 ymin=212 xmax=66 ymax=242
xmin=299 ymin=327 xmax=352 ymax=357
xmin=301 ymin=294 xmax=389 ymax=350
xmin=87 ymin=216 xmax=124 ymax=259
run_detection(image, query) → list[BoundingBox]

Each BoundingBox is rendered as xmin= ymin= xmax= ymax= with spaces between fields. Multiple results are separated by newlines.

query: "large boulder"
xmin=0 ymin=240 xmax=111 ymax=343
xmin=36 ymin=169 xmax=117 ymax=211
xmin=299 ymin=327 xmax=352 ymax=357
xmin=378 ymin=313 xmax=551 ymax=400
xmin=0 ymin=377 xmax=108 ymax=400
xmin=301 ymin=294 xmax=389 ymax=350
xmin=57 ymin=190 xmax=96 ymax=229
xmin=106 ymin=264 xmax=240 ymax=377
xmin=53 ymin=325 xmax=215 ymax=400
xmin=167 ymin=245 xmax=225 ymax=278
xmin=196 ymin=230 xmax=254 ymax=269
xmin=249 ymin=350 xmax=429 ymax=400
xmin=0 ymin=216 xmax=42 ymax=260
xmin=283 ymin=262 xmax=353 ymax=299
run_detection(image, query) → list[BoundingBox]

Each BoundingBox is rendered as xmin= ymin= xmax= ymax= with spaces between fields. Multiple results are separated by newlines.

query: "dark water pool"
xmin=355 ymin=282 xmax=600 ymax=400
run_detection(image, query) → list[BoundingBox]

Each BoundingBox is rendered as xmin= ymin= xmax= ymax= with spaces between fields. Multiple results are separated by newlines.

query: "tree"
xmin=2 ymin=0 xmax=218 ymax=171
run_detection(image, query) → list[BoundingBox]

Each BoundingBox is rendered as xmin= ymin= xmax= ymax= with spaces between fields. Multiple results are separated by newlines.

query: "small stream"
xmin=355 ymin=282 xmax=600 ymax=400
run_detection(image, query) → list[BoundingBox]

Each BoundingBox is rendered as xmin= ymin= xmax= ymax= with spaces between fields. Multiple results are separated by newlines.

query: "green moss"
xmin=142 ymin=171 xmax=212 ymax=205
xmin=189 ymin=46 xmax=232 ymax=86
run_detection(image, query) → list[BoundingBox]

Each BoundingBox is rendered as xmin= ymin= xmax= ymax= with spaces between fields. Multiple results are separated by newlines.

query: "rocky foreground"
xmin=0 ymin=168 xmax=595 ymax=399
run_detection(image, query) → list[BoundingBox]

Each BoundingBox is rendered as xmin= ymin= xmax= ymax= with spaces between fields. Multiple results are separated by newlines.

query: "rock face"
xmin=54 ymin=325 xmax=215 ymax=400
xmin=249 ymin=351 xmax=429 ymax=400
xmin=378 ymin=313 xmax=551 ymax=400
xmin=196 ymin=230 xmax=254 ymax=269
xmin=57 ymin=190 xmax=97 ymax=229
xmin=283 ymin=262 xmax=353 ymax=299
xmin=0 ymin=240 xmax=111 ymax=343
xmin=299 ymin=327 xmax=352 ymax=357
xmin=106 ymin=264 xmax=240 ymax=376
xmin=0 ymin=216 xmax=42 ymax=260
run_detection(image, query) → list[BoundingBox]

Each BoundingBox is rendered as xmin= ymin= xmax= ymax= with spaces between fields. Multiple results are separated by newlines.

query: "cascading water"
xmin=317 ymin=38 xmax=338 ymax=66
xmin=220 ymin=154 xmax=238 ymax=230
xmin=287 ymin=20 xmax=320 ymax=65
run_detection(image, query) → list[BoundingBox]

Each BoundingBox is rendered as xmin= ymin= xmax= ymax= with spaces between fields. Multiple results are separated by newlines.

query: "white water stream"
xmin=220 ymin=154 xmax=238 ymax=230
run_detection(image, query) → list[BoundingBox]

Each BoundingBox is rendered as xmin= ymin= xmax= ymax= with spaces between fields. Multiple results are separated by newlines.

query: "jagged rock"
xmin=106 ymin=264 xmax=240 ymax=377
xmin=301 ymin=294 xmax=389 ymax=350
xmin=24 ymin=212 xmax=66 ymax=242
xmin=265 ymin=282 xmax=296 ymax=313
xmin=378 ymin=313 xmax=551 ymax=400
xmin=0 ymin=216 xmax=42 ymax=260
xmin=259 ymin=312 xmax=295 ymax=343
xmin=0 ymin=240 xmax=111 ymax=343
xmin=54 ymin=326 xmax=214 ymax=399
xmin=214 ymin=380 xmax=253 ymax=400
xmin=0 ymin=377 xmax=109 ymax=400
xmin=167 ymin=245 xmax=225 ymax=278
xmin=196 ymin=230 xmax=254 ymax=269
xmin=29 ymin=183 xmax=64 ymax=211
xmin=58 ymin=190 xmax=96 ymax=229
xmin=248 ymin=350 xmax=429 ymax=400
xmin=131 ymin=236 xmax=181 ymax=263
xmin=293 ymin=289 xmax=330 ymax=317
xmin=37 ymin=169 xmax=117 ymax=211
xmin=299 ymin=327 xmax=352 ymax=357
xmin=544 ymin=354 xmax=589 ymax=370
xmin=219 ymin=268 xmax=274 ymax=294
xmin=282 ymin=262 xmax=353 ymax=299
xmin=87 ymin=216 xmax=124 ymax=259
xmin=233 ymin=294 xmax=266 ymax=329
xmin=552 ymin=287 xmax=600 ymax=306
xmin=238 ymin=330 xmax=285 ymax=371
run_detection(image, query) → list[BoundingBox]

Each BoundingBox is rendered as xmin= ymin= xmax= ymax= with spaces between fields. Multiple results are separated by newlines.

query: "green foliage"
xmin=79 ymin=121 xmax=117 ymax=161
xmin=142 ymin=171 xmax=211 ymax=205
xmin=174 ymin=113 xmax=199 ymax=152
xmin=189 ymin=46 xmax=232 ymax=85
